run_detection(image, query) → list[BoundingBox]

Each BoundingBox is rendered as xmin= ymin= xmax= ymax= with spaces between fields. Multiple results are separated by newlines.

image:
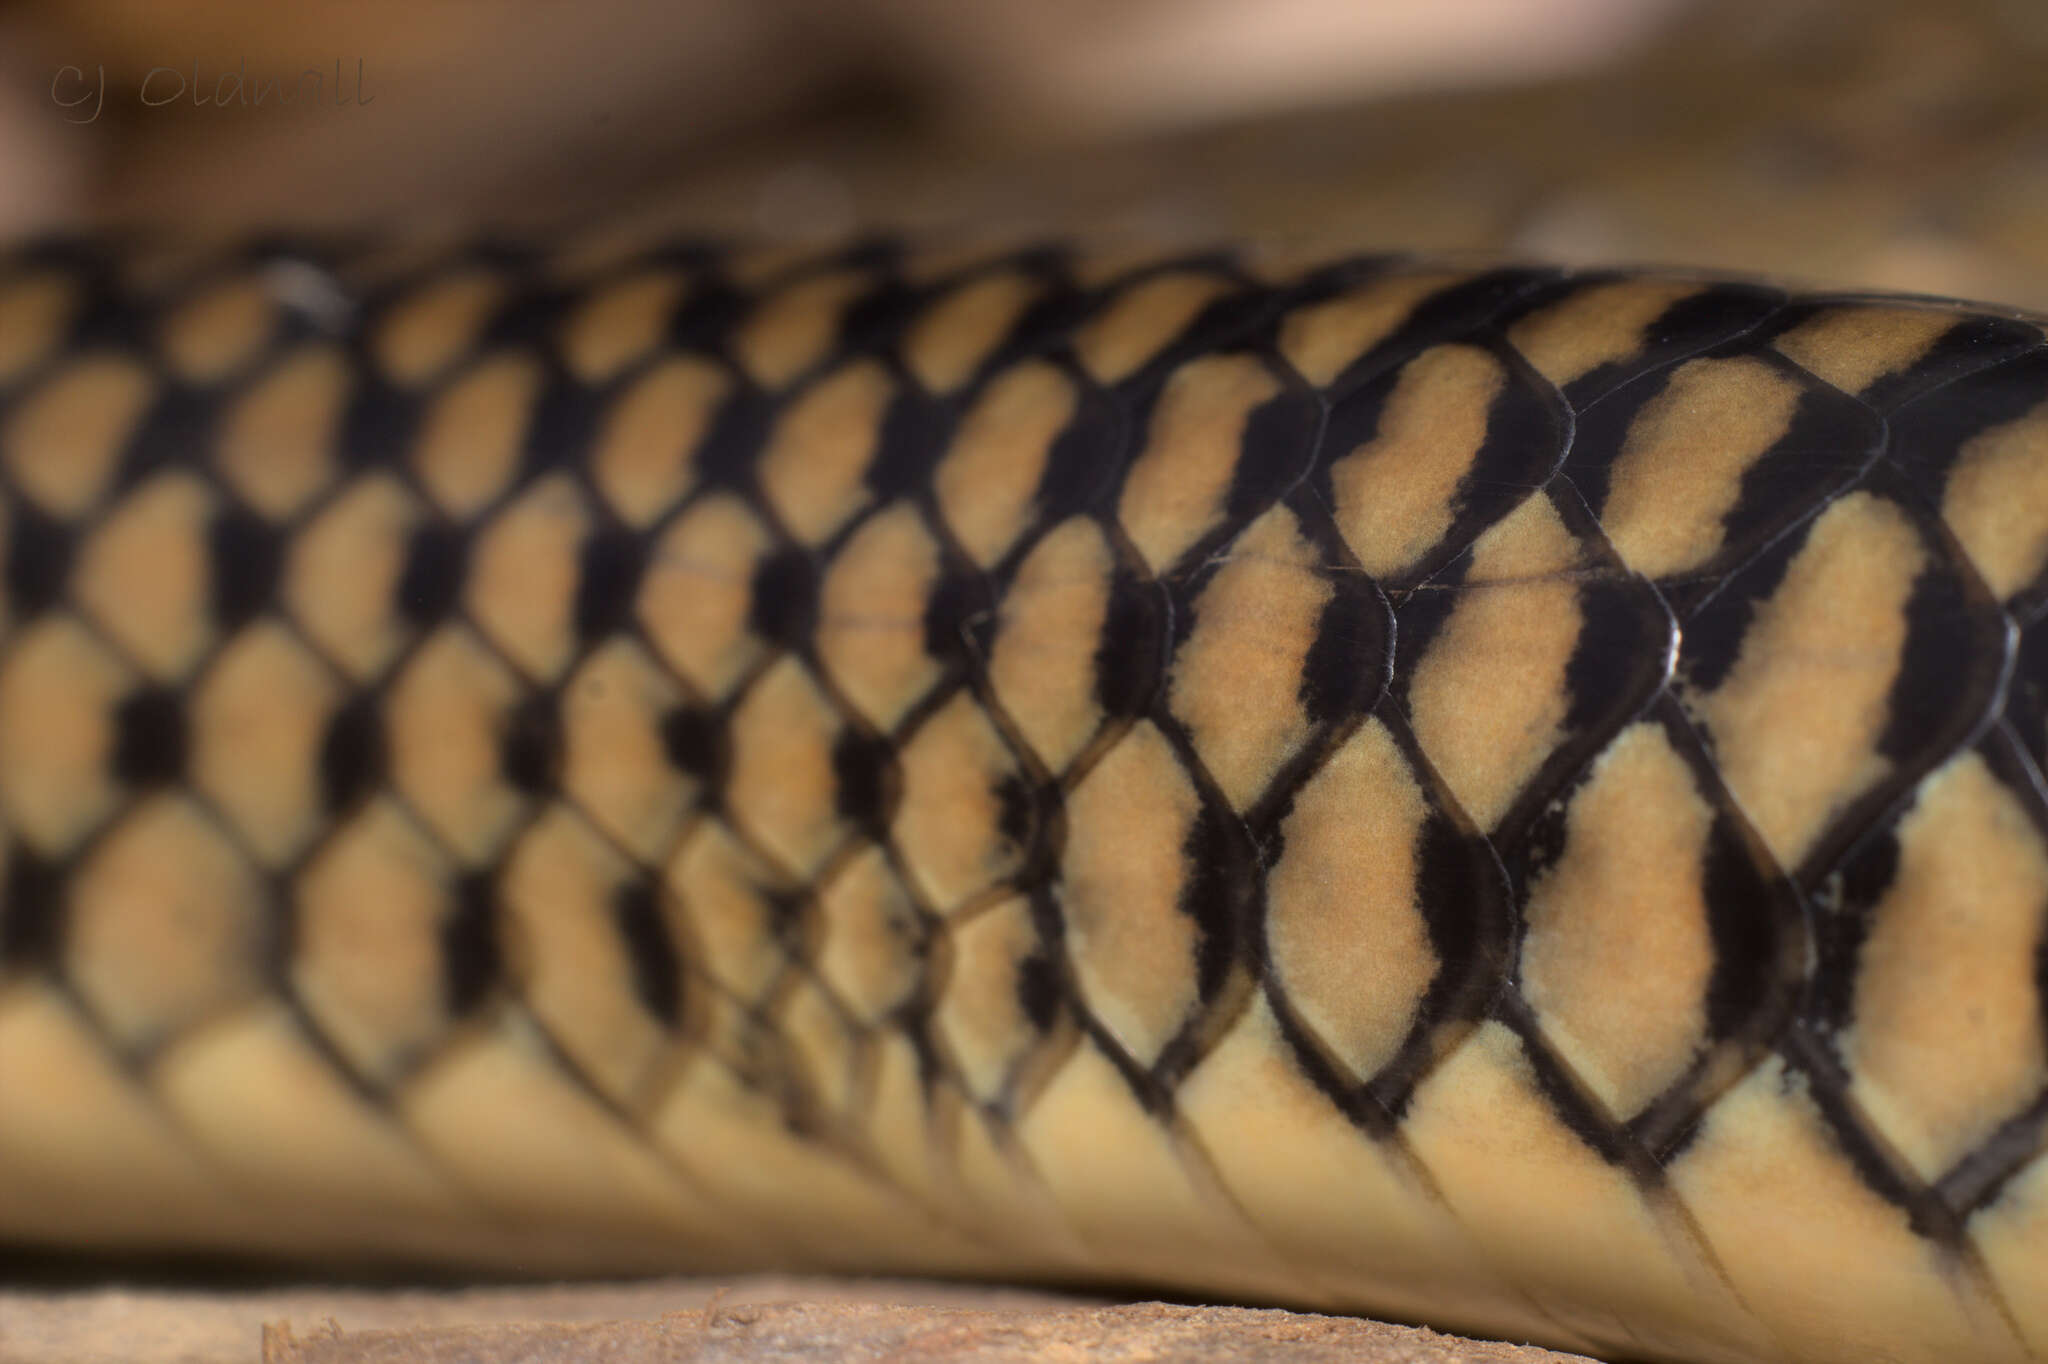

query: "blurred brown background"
xmin=0 ymin=0 xmax=2046 ymax=303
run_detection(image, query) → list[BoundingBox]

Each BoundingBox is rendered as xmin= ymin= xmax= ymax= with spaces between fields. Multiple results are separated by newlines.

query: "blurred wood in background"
xmin=0 ymin=0 xmax=1683 ymax=231
xmin=2 ymin=0 xmax=2046 ymax=306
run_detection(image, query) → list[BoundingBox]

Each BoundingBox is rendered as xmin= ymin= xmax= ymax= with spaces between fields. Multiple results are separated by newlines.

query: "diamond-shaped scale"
xmin=189 ymin=621 xmax=343 ymax=868
xmin=499 ymin=803 xmax=680 ymax=1106
xmin=382 ymin=623 xmax=533 ymax=865
xmin=291 ymin=797 xmax=464 ymax=1086
xmin=559 ymin=637 xmax=697 ymax=863
xmin=66 ymin=793 xmax=267 ymax=1054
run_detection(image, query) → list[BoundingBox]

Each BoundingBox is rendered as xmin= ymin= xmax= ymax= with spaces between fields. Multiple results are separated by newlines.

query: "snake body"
xmin=3 ymin=236 xmax=2048 ymax=1364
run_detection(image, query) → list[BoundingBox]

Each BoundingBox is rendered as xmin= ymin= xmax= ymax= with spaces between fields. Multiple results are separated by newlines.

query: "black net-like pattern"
xmin=2 ymin=236 xmax=2048 ymax=1360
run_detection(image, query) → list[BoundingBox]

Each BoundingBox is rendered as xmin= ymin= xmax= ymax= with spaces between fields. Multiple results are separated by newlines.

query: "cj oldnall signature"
xmin=50 ymin=59 xmax=373 ymax=124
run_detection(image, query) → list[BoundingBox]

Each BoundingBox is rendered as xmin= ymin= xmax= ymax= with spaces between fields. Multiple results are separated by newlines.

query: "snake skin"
xmin=3 ymin=236 xmax=2048 ymax=1364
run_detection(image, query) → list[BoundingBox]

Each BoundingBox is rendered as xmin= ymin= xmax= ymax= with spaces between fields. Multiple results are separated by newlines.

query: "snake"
xmin=2 ymin=232 xmax=2048 ymax=1364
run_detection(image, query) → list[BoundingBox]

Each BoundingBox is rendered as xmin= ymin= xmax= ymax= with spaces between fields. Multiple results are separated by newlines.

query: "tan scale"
xmin=189 ymin=622 xmax=343 ymax=867
xmin=663 ymin=819 xmax=789 ymax=1006
xmin=1179 ymin=994 xmax=1555 ymax=1346
xmin=290 ymin=798 xmax=462 ymax=1085
xmin=411 ymin=352 xmax=543 ymax=520
xmin=813 ymin=844 xmax=923 ymax=1025
xmin=65 ymin=794 xmax=268 ymax=1053
xmin=559 ymin=268 xmax=692 ymax=385
xmin=1842 ymin=753 xmax=2048 ymax=1181
xmin=0 ymin=617 xmax=131 ymax=854
xmin=0 ymin=270 xmax=77 ymax=384
xmin=890 ymin=691 xmax=1025 ymax=914
xmin=71 ymin=471 xmax=217 ymax=683
xmin=500 ymin=806 xmax=670 ymax=1106
xmin=1597 ymin=356 xmax=1806 ymax=581
xmin=1666 ymin=1056 xmax=2033 ymax=1364
xmin=561 ymin=638 xmax=695 ymax=862
xmin=773 ymin=973 xmax=863 ymax=1121
xmin=396 ymin=1010 xmax=765 ymax=1272
xmin=689 ymin=982 xmax=773 ymax=1081
xmin=1167 ymin=504 xmax=1331 ymax=812
xmin=646 ymin=1042 xmax=1003 ymax=1277
xmin=1072 ymin=271 xmax=1236 ymax=385
xmin=1264 ymin=717 xmax=1440 ymax=1084
xmin=721 ymin=657 xmax=850 ymax=879
xmin=0 ymin=979 xmax=257 ymax=1250
xmin=462 ymin=473 xmax=591 ymax=683
xmin=157 ymin=274 xmax=276 ymax=385
xmin=863 ymin=1028 xmax=950 ymax=1200
xmin=756 ymin=359 xmax=890 ymax=546
xmin=1518 ymin=721 xmax=1718 ymax=1123
xmin=983 ymin=515 xmax=1116 ymax=777
xmin=2 ymin=352 xmax=155 ymax=517
xmin=946 ymin=1090 xmax=1104 ymax=1278
xmin=588 ymin=353 xmax=725 ymax=528
xmin=383 ymin=624 xmax=531 ymax=865
xmin=1505 ymin=279 xmax=1703 ymax=389
xmin=635 ymin=492 xmax=775 ymax=701
xmin=1973 ymin=1149 xmax=2048 ymax=1356
xmin=903 ymin=270 xmax=1041 ymax=394
xmin=932 ymin=894 xmax=1054 ymax=1108
xmin=1938 ymin=394 xmax=2048 ymax=600
xmin=212 ymin=342 xmax=348 ymax=519
xmin=1017 ymin=1040 xmax=1323 ymax=1307
xmin=371 ymin=267 xmax=504 ymax=388
xmin=150 ymin=1001 xmax=490 ymax=1262
xmin=1402 ymin=1021 xmax=1781 ymax=1364
xmin=874 ymin=1048 xmax=1074 ymax=1279
xmin=1690 ymin=491 xmax=1923 ymax=873
xmin=933 ymin=358 xmax=1075 ymax=569
xmin=731 ymin=269 xmax=874 ymax=390
xmin=1115 ymin=352 xmax=1280 ymax=573
xmin=1276 ymin=269 xmax=1470 ymax=388
xmin=1327 ymin=343 xmax=1506 ymax=580
xmin=815 ymin=503 xmax=945 ymax=729
xmin=1057 ymin=718 xmax=1203 ymax=1068
xmin=1771 ymin=305 xmax=1962 ymax=397
xmin=1406 ymin=491 xmax=1585 ymax=833
xmin=283 ymin=472 xmax=425 ymax=683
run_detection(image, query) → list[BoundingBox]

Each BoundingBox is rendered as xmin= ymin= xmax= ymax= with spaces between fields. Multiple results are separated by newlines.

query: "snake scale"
xmin=3 ymin=233 xmax=2048 ymax=1364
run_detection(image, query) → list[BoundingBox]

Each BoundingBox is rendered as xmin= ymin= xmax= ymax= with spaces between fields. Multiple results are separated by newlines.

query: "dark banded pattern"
xmin=2 ymin=238 xmax=2048 ymax=1364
